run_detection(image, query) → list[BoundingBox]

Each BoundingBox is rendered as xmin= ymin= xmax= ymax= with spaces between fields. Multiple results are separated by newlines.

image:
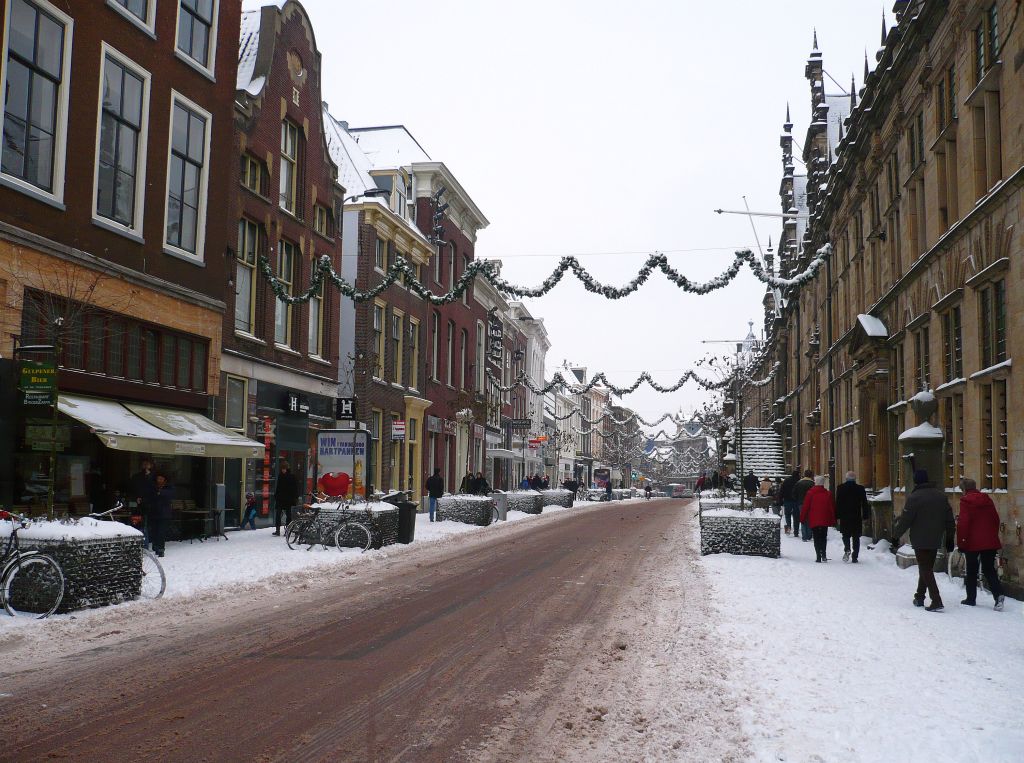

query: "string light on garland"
xmin=257 ymin=244 xmax=832 ymax=306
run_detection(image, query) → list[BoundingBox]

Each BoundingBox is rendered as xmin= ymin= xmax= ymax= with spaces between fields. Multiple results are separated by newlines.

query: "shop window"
xmin=176 ymin=336 xmax=191 ymax=388
xmin=191 ymin=340 xmax=205 ymax=390
xmin=160 ymin=333 xmax=174 ymax=386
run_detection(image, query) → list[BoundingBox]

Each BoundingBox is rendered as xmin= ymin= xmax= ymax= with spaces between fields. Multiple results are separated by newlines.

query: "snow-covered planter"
xmin=699 ymin=509 xmax=781 ymax=558
xmin=436 ymin=495 xmax=496 ymax=526
xmin=7 ymin=518 xmax=144 ymax=612
xmin=507 ymin=490 xmax=543 ymax=514
xmin=308 ymin=503 xmax=400 ymax=549
xmin=539 ymin=489 xmax=573 ymax=508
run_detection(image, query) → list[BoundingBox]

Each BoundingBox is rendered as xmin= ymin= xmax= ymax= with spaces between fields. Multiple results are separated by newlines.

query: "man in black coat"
xmin=892 ymin=469 xmax=956 ymax=612
xmin=150 ymin=473 xmax=174 ymax=557
xmin=777 ymin=469 xmax=800 ymax=536
xmin=835 ymin=471 xmax=871 ymax=563
xmin=273 ymin=462 xmax=299 ymax=536
xmin=793 ymin=469 xmax=816 ymax=541
xmin=129 ymin=458 xmax=157 ymax=547
xmin=425 ymin=468 xmax=444 ymax=521
xmin=742 ymin=470 xmax=758 ymax=498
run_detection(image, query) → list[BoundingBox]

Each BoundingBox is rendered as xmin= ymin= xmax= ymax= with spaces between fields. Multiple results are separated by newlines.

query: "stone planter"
xmin=436 ymin=495 xmax=496 ymax=526
xmin=539 ymin=489 xmax=573 ymax=508
xmin=507 ymin=490 xmax=543 ymax=514
xmin=309 ymin=504 xmax=400 ymax=549
xmin=699 ymin=509 xmax=781 ymax=558
xmin=16 ymin=520 xmax=144 ymax=612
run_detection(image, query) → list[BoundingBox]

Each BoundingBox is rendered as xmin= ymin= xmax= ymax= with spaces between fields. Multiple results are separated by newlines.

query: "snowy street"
xmin=1 ymin=498 xmax=1021 ymax=762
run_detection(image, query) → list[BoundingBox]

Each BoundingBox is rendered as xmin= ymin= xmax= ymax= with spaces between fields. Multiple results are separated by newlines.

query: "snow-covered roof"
xmin=347 ymin=126 xmax=431 ymax=170
xmin=323 ymin=108 xmax=377 ymax=199
xmin=857 ymin=314 xmax=887 ymax=338
xmin=236 ymin=10 xmax=263 ymax=94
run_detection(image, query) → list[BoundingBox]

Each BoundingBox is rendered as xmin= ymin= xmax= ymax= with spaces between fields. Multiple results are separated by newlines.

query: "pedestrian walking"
xmin=835 ymin=471 xmax=870 ymax=563
xmin=793 ymin=469 xmax=815 ymax=541
xmin=530 ymin=474 xmax=543 ymax=490
xmin=240 ymin=492 xmax=258 ymax=530
xmin=743 ymin=470 xmax=758 ymax=498
xmin=542 ymin=475 xmax=550 ymax=489
xmin=777 ymin=469 xmax=800 ymax=534
xmin=695 ymin=474 xmax=705 ymax=495
xmin=150 ymin=473 xmax=173 ymax=557
xmin=891 ymin=469 xmax=956 ymax=612
xmin=272 ymin=462 xmax=299 ymax=536
xmin=605 ymin=481 xmax=613 ymax=501
xmin=473 ymin=471 xmax=490 ymax=495
xmin=956 ymin=477 xmax=1005 ymax=610
xmin=459 ymin=469 xmax=474 ymax=494
xmin=426 ymin=468 xmax=444 ymax=521
xmin=759 ymin=475 xmax=773 ymax=497
xmin=129 ymin=458 xmax=157 ymax=547
xmin=800 ymin=475 xmax=836 ymax=562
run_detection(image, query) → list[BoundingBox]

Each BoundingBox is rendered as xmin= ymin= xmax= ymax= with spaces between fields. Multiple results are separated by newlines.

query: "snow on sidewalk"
xmin=702 ymin=526 xmax=1024 ymax=763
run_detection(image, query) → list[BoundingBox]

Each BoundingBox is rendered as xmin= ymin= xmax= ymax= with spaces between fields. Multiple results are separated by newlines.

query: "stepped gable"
xmin=736 ymin=427 xmax=787 ymax=479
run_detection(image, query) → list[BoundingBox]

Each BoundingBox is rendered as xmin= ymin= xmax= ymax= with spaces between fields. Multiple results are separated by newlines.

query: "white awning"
xmin=58 ymin=394 xmax=264 ymax=458
xmin=486 ymin=448 xmax=516 ymax=460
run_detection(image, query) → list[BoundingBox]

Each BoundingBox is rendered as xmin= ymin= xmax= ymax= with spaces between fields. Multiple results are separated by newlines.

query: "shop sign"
xmin=285 ymin=391 xmax=310 ymax=415
xmin=391 ymin=419 xmax=406 ymax=440
xmin=175 ymin=442 xmax=207 ymax=456
xmin=316 ymin=429 xmax=369 ymax=498
xmin=22 ymin=390 xmax=55 ymax=406
xmin=510 ymin=418 xmax=531 ymax=431
xmin=443 ymin=419 xmax=457 ymax=435
xmin=335 ymin=397 xmax=356 ymax=421
xmin=25 ymin=422 xmax=70 ymax=451
xmin=20 ymin=361 xmax=56 ymax=392
xmin=473 ymin=424 xmax=485 ymax=439
xmin=426 ymin=415 xmax=442 ymax=434
xmin=487 ymin=310 xmax=504 ymax=363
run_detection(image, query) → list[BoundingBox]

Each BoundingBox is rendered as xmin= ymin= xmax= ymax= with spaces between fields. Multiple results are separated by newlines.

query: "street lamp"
xmin=344 ymin=188 xmax=391 ymax=203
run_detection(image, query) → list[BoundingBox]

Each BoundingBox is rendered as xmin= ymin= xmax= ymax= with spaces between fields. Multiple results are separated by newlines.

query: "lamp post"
xmin=344 ymin=188 xmax=391 ymax=203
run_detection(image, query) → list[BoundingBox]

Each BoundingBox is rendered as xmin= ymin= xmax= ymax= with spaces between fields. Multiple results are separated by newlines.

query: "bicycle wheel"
xmin=334 ymin=521 xmax=373 ymax=552
xmin=946 ymin=549 xmax=966 ymax=586
xmin=284 ymin=520 xmax=308 ymax=550
xmin=3 ymin=553 xmax=65 ymax=618
xmin=139 ymin=549 xmax=166 ymax=599
xmin=491 ymin=505 xmax=500 ymax=523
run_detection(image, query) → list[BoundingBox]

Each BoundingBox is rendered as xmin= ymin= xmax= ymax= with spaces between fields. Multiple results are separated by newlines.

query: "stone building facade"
xmin=746 ymin=0 xmax=1024 ymax=596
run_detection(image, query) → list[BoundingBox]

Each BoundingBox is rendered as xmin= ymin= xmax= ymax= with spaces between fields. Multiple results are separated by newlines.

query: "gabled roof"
xmin=322 ymin=108 xmax=377 ymax=199
xmin=236 ymin=10 xmax=263 ymax=94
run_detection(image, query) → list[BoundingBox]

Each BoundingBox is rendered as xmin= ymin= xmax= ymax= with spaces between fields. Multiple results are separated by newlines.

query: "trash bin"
xmin=492 ymin=491 xmax=508 ymax=521
xmin=397 ymin=501 xmax=418 ymax=544
xmin=380 ymin=490 xmax=405 ymax=507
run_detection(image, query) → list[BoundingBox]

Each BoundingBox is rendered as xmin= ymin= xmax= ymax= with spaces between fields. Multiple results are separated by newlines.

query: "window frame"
xmin=307 ymin=278 xmax=323 ymax=359
xmin=372 ymin=300 xmax=386 ymax=379
xmin=979 ymin=278 xmax=1007 ymax=369
xmin=224 ymin=374 xmax=248 ymax=431
xmin=408 ymin=317 xmax=420 ymax=390
xmin=240 ymin=152 xmax=264 ymax=196
xmin=279 ymin=119 xmax=299 ymax=215
xmin=107 ymin=0 xmax=155 ymax=36
xmin=163 ymin=90 xmax=211 ymax=262
xmin=274 ymin=239 xmax=296 ymax=346
xmin=234 ymin=217 xmax=260 ymax=336
xmin=92 ymin=43 xmax=151 ymax=238
xmin=313 ymin=203 xmax=332 ymax=238
xmin=174 ymin=0 xmax=219 ymax=78
xmin=0 ymin=0 xmax=74 ymax=205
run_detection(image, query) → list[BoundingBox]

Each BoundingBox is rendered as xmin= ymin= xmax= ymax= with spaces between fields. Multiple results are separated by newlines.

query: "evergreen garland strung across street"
xmin=739 ymin=361 xmax=781 ymax=389
xmin=548 ymin=408 xmax=690 ymax=428
xmin=256 ymin=244 xmax=832 ymax=306
xmin=485 ymin=367 xmax=729 ymax=396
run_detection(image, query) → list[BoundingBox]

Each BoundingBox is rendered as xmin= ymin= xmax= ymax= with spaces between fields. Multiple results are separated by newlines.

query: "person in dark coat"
xmin=542 ymin=475 xmax=550 ymax=489
xmin=459 ymin=469 xmax=474 ymax=494
xmin=793 ymin=469 xmax=816 ymax=541
xmin=835 ymin=471 xmax=870 ymax=563
xmin=530 ymin=474 xmax=543 ymax=490
xmin=695 ymin=474 xmax=705 ymax=495
xmin=149 ymin=473 xmax=174 ymax=557
xmin=604 ymin=481 xmax=613 ymax=501
xmin=800 ymin=475 xmax=836 ymax=562
xmin=710 ymin=470 xmax=720 ymax=490
xmin=473 ymin=471 xmax=490 ymax=495
xmin=742 ymin=470 xmax=758 ymax=498
xmin=425 ymin=468 xmax=444 ymax=521
xmin=272 ymin=462 xmax=299 ymax=536
xmin=777 ymin=469 xmax=800 ymax=535
xmin=892 ymin=469 xmax=956 ymax=612
xmin=129 ymin=458 xmax=157 ymax=545
xmin=956 ymin=477 xmax=1005 ymax=610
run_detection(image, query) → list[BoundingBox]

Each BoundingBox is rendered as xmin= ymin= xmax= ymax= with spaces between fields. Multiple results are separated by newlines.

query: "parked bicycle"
xmin=0 ymin=510 xmax=65 ymax=618
xmin=285 ymin=493 xmax=373 ymax=552
xmin=90 ymin=504 xmax=166 ymax=600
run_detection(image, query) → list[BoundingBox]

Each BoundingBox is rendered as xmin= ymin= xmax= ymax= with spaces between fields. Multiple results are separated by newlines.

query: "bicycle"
xmin=0 ymin=510 xmax=65 ymax=618
xmin=285 ymin=493 xmax=373 ymax=552
xmin=89 ymin=505 xmax=166 ymax=600
xmin=946 ymin=547 xmax=1001 ymax=593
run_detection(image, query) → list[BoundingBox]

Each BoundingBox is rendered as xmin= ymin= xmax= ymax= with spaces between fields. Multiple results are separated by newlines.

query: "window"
xmin=408 ymin=318 xmax=420 ymax=390
xmin=476 ymin=321 xmax=485 ymax=393
xmin=431 ymin=311 xmax=439 ymax=380
xmin=979 ymin=278 xmax=1006 ymax=369
xmin=279 ymin=120 xmax=299 ymax=214
xmin=274 ymin=240 xmax=296 ymax=345
xmin=892 ymin=340 xmax=906 ymax=402
xmin=459 ymin=328 xmax=468 ymax=390
xmin=941 ymin=305 xmax=963 ymax=381
xmin=176 ymin=0 xmax=215 ymax=71
xmin=372 ymin=302 xmax=385 ymax=378
xmin=392 ymin=311 xmax=403 ymax=385
xmin=934 ymin=67 xmax=960 ymax=232
xmin=235 ymin=218 xmax=260 ymax=334
xmin=225 ymin=375 xmax=247 ymax=430
xmin=96 ymin=50 xmax=148 ymax=231
xmin=462 ymin=255 xmax=471 ymax=305
xmin=374 ymin=238 xmax=385 ymax=271
xmin=240 ymin=154 xmax=264 ymax=195
xmin=165 ymin=95 xmax=209 ymax=256
xmin=980 ymin=379 xmax=1007 ymax=490
xmin=942 ymin=394 xmax=964 ymax=486
xmin=313 ymin=204 xmax=332 ymax=237
xmin=390 ymin=171 xmax=406 ymax=218
xmin=111 ymin=0 xmax=149 ymax=26
xmin=446 ymin=320 xmax=454 ymax=386
xmin=912 ymin=326 xmax=930 ymax=392
xmin=907 ymin=110 xmax=925 ymax=169
xmin=971 ymin=91 xmax=1002 ymax=198
xmin=975 ymin=4 xmax=999 ymax=84
xmin=307 ymin=282 xmax=323 ymax=357
xmin=434 ymin=248 xmax=442 ymax=283
xmin=936 ymin=65 xmax=956 ymax=131
xmin=448 ymin=243 xmax=456 ymax=288
xmin=370 ymin=409 xmax=382 ymax=492
xmin=1 ymin=0 xmax=72 ymax=198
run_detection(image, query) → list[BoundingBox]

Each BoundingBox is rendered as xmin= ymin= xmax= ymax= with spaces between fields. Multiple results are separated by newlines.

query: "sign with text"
xmin=285 ymin=391 xmax=310 ymax=415
xmin=316 ymin=429 xmax=370 ymax=498
xmin=20 ymin=361 xmax=56 ymax=392
xmin=335 ymin=397 xmax=356 ymax=420
xmin=510 ymin=418 xmax=531 ymax=431
xmin=391 ymin=419 xmax=406 ymax=440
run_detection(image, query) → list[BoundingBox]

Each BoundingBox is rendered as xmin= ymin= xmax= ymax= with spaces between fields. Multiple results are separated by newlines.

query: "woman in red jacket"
xmin=800 ymin=475 xmax=837 ymax=563
xmin=956 ymin=478 xmax=1005 ymax=610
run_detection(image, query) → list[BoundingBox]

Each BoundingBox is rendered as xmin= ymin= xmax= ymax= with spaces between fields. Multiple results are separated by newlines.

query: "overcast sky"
xmin=299 ymin=0 xmax=883 ymax=429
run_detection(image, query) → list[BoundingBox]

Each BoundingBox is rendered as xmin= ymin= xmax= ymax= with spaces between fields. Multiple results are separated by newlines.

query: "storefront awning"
xmin=58 ymin=394 xmax=264 ymax=458
xmin=486 ymin=448 xmax=516 ymax=460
